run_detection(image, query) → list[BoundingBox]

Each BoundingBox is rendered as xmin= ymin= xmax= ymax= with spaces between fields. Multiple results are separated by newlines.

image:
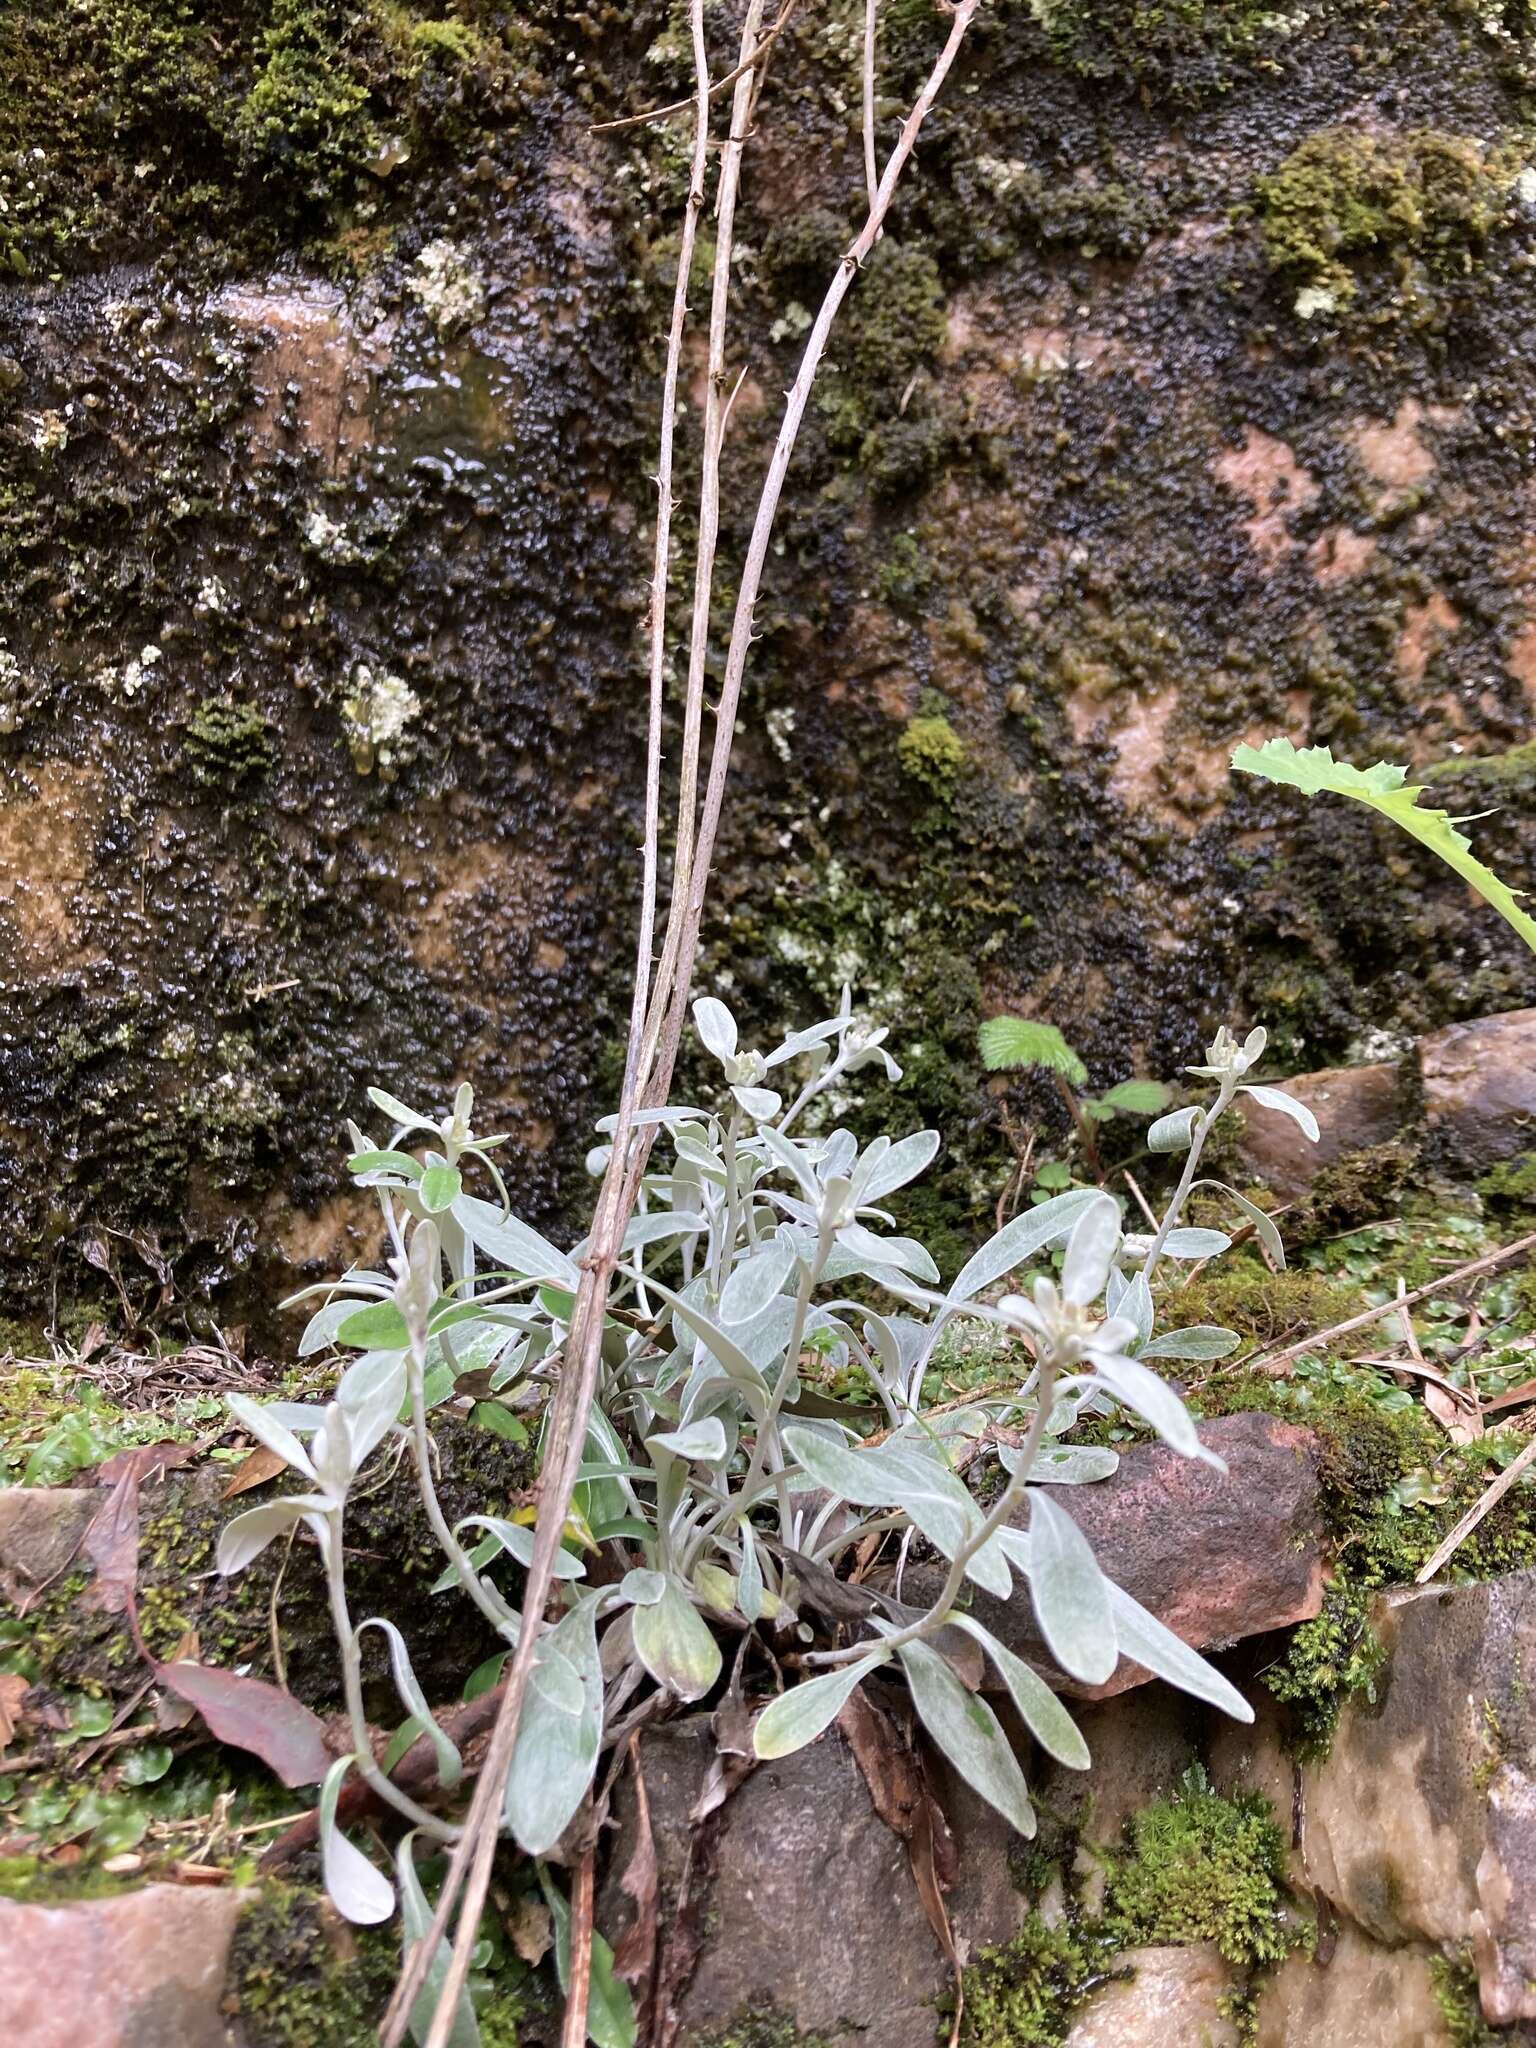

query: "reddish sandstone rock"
xmin=1421 ymin=1008 xmax=1536 ymax=1169
xmin=949 ymin=1413 xmax=1327 ymax=1700
xmin=0 ymin=1883 xmax=248 ymax=2048
xmin=1236 ymin=1059 xmax=1405 ymax=1199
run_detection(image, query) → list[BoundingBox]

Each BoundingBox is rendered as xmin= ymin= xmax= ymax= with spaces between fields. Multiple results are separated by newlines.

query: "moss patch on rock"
xmin=1100 ymin=1765 xmax=1295 ymax=1969
xmin=1254 ymin=126 xmax=1512 ymax=316
xmin=950 ymin=1916 xmax=1102 ymax=2047
xmin=897 ymin=711 xmax=968 ymax=792
xmin=954 ymin=1768 xmax=1298 ymax=2045
xmin=226 ymin=1877 xmax=550 ymax=2047
xmin=692 ymin=2013 xmax=838 ymax=2048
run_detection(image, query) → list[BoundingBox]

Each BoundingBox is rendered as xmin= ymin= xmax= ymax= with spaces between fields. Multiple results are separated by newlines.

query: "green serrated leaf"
xmin=1233 ymin=737 xmax=1536 ymax=957
xmin=1093 ymin=1078 xmax=1172 ymax=1118
xmin=978 ymin=1016 xmax=1088 ymax=1085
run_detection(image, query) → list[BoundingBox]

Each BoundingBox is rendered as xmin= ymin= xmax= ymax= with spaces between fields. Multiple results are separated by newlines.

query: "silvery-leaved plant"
xmin=215 ymin=998 xmax=1318 ymax=1968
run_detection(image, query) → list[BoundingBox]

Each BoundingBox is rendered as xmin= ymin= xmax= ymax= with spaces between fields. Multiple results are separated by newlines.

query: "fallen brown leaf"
xmin=155 ymin=1661 xmax=332 ymax=1788
xmin=221 ymin=1445 xmax=288 ymax=1499
xmin=611 ymin=1747 xmax=659 ymax=2018
xmin=82 ymin=1441 xmax=199 ymax=1617
xmin=0 ymin=1673 xmax=29 ymax=1754
xmin=507 ymin=1896 xmax=552 ymax=1969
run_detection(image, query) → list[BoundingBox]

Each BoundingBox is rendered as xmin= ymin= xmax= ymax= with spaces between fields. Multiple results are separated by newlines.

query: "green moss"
xmin=225 ymin=1876 xmax=547 ymax=2045
xmin=1479 ymin=1150 xmax=1536 ymax=1215
xmin=1254 ymin=127 xmax=1509 ymax=312
xmin=693 ymin=2012 xmax=836 ymax=2048
xmin=1430 ymin=1953 xmax=1499 ymax=2048
xmin=183 ymin=698 xmax=277 ymax=790
xmin=953 ymin=1773 xmax=1297 ymax=2044
xmin=1013 ymin=0 xmax=1285 ymax=106
xmin=974 ymin=155 xmax=1165 ymax=260
xmin=951 ymin=1916 xmax=1100 ymax=2047
xmin=0 ymin=1854 xmax=143 ymax=1904
xmin=818 ymin=239 xmax=948 ymax=454
xmin=0 ymin=1363 xmax=208 ymax=1486
xmin=1101 ymin=1766 xmax=1294 ymax=1969
xmin=226 ymin=1884 xmax=397 ymax=2047
xmin=898 ymin=713 xmax=967 ymax=791
xmin=408 ymin=16 xmax=481 ymax=64
xmin=1164 ymin=1261 xmax=1362 ymax=1353
xmin=874 ymin=531 xmax=936 ymax=613
xmin=1275 ymin=1140 xmax=1417 ymax=1247
xmin=233 ymin=0 xmax=381 ymax=194
xmin=0 ymin=0 xmax=535 ymax=274
xmin=1427 ymin=739 xmax=1536 ymax=794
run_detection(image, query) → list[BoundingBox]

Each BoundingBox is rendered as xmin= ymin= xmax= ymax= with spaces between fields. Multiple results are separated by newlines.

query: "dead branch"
xmin=1415 ymin=1429 xmax=1536 ymax=1584
xmin=388 ymin=6 xmax=982 ymax=2039
xmin=589 ymin=0 xmax=805 ymax=134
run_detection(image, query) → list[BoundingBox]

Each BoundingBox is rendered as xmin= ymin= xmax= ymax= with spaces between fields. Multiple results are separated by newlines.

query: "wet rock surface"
xmin=600 ymin=1716 xmax=1029 ymax=2048
xmin=0 ymin=1882 xmax=248 ymax=2048
xmin=5 ymin=1 xmax=1536 ymax=1331
xmin=952 ymin=1412 xmax=1327 ymax=1698
xmin=1251 ymin=1921 xmax=1451 ymax=2048
xmin=1301 ymin=1569 xmax=1536 ymax=2025
xmin=1063 ymin=1942 xmax=1240 ymax=2048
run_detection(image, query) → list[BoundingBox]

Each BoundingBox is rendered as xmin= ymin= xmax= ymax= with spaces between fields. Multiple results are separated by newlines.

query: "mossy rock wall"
xmin=3 ymin=0 xmax=1536 ymax=1324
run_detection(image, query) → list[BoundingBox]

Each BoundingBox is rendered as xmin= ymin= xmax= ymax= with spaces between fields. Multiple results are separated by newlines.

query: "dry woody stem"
xmin=385 ymin=6 xmax=981 ymax=2040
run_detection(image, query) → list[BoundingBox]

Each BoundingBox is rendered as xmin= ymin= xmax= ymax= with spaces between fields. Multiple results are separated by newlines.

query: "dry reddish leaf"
xmin=611 ymin=1750 xmax=660 ymax=2012
xmin=95 ymin=1442 xmax=199 ymax=1487
xmin=155 ymin=1661 xmax=332 ymax=1788
xmin=221 ymin=1445 xmax=288 ymax=1499
xmin=837 ymin=1685 xmax=926 ymax=1839
xmin=1423 ymin=1380 xmax=1483 ymax=1444
xmin=1485 ymin=1378 xmax=1536 ymax=1416
xmin=81 ymin=1441 xmax=199 ymax=1617
xmin=837 ymin=1684 xmax=959 ymax=1972
xmin=171 ymin=1861 xmax=232 ymax=1886
xmin=0 ymin=1673 xmax=29 ymax=1754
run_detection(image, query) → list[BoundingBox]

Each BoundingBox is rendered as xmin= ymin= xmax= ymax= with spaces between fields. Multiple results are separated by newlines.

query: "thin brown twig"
xmin=644 ymin=0 xmax=982 ymax=1103
xmin=561 ymin=1847 xmax=597 ymax=2048
xmin=1249 ymin=1230 xmax=1536 ymax=1377
xmin=862 ymin=0 xmax=880 ymax=213
xmin=1121 ymin=1170 xmax=1159 ymax=1232
xmin=1415 ymin=1429 xmax=1536 ymax=1584
xmin=637 ymin=0 xmax=769 ymax=1095
xmin=392 ymin=8 xmax=982 ymax=2039
xmin=588 ymin=0 xmax=805 ymax=133
xmin=382 ymin=14 xmax=721 ymax=2040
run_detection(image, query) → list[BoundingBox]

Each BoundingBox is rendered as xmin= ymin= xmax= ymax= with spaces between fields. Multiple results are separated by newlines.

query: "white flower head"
xmin=1187 ymin=1023 xmax=1266 ymax=1081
